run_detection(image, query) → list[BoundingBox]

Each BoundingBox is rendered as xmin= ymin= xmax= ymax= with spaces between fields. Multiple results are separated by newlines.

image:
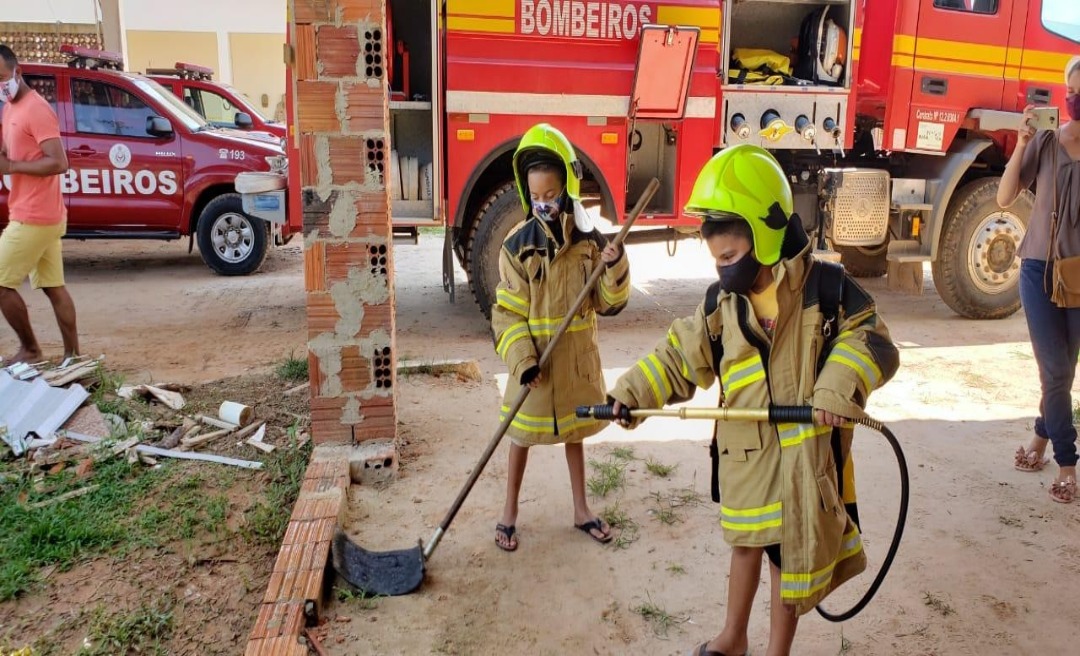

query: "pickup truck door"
xmin=905 ymin=0 xmax=1017 ymax=153
xmin=0 ymin=73 xmax=70 ymax=225
xmin=65 ymin=76 xmax=184 ymax=235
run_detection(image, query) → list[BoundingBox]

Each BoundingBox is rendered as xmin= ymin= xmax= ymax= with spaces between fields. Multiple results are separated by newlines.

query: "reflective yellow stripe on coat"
xmin=721 ymin=354 xmax=766 ymax=394
xmin=720 ymin=501 xmax=783 ymax=532
xmin=780 ymin=529 xmax=863 ymax=600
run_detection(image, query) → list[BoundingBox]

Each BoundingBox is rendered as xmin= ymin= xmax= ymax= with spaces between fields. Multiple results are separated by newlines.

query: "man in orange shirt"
xmin=0 ymin=45 xmax=78 ymax=364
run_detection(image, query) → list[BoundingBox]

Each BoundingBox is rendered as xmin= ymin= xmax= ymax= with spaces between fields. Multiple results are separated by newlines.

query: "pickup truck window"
xmin=191 ymin=88 xmax=237 ymax=125
xmin=72 ymin=79 xmax=157 ymax=138
xmin=1043 ymin=0 xmax=1080 ymax=44
xmin=221 ymin=84 xmax=273 ymax=123
xmin=130 ymin=77 xmax=206 ymax=132
xmin=933 ymin=0 xmax=997 ymax=13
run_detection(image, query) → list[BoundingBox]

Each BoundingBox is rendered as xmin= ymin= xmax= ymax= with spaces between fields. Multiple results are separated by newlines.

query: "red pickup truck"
xmin=0 ymin=48 xmax=297 ymax=275
xmin=147 ymin=62 xmax=286 ymax=140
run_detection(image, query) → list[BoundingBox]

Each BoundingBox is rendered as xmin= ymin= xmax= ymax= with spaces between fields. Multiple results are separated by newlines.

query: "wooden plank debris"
xmin=28 ymin=484 xmax=100 ymax=509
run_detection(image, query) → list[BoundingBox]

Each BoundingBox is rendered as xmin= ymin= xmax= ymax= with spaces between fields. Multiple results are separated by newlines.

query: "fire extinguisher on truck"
xmin=286 ymin=0 xmax=1079 ymax=321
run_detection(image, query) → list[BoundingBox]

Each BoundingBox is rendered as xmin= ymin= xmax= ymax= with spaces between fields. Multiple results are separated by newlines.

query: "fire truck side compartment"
xmin=389 ymin=0 xmax=439 ymax=226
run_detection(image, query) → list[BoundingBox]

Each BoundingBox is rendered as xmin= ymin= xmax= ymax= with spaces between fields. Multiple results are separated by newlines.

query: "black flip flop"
xmin=688 ymin=643 xmax=749 ymax=656
xmin=574 ymin=518 xmax=613 ymax=544
xmin=495 ymin=523 xmax=518 ymax=552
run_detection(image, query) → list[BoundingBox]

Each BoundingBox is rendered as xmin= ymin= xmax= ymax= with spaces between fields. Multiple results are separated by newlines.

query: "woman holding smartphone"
xmin=997 ymin=55 xmax=1080 ymax=504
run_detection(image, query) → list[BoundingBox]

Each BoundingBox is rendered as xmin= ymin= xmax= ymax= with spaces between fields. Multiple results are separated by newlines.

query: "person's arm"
xmin=998 ymin=105 xmax=1038 ymax=208
xmin=609 ymin=302 xmax=719 ymax=427
xmin=492 ymin=245 xmax=541 ymax=387
xmin=591 ymin=240 xmax=630 ymax=316
xmin=4 ymin=137 xmax=68 ymax=176
xmin=813 ymin=277 xmax=900 ymax=423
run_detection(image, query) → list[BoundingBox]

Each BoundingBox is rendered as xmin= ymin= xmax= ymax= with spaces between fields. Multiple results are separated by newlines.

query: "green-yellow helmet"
xmin=685 ymin=144 xmax=793 ymax=266
xmin=512 ymin=123 xmax=583 ymax=212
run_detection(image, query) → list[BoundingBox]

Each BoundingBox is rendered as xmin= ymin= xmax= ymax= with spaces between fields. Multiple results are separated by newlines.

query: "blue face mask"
xmin=531 ymin=196 xmax=562 ymax=222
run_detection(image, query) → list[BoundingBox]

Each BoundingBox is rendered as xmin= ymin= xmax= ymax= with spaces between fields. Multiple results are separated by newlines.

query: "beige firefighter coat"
xmin=492 ymin=211 xmax=631 ymax=447
xmin=609 ymin=234 xmax=898 ymax=615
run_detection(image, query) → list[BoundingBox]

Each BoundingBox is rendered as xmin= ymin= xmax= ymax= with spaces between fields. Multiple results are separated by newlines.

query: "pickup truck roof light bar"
xmin=146 ymin=62 xmax=215 ymax=81
xmin=60 ymin=44 xmax=124 ymax=71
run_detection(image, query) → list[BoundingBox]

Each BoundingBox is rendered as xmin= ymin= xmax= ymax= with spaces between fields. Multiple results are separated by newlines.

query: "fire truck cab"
xmin=374 ymin=0 xmax=1078 ymax=319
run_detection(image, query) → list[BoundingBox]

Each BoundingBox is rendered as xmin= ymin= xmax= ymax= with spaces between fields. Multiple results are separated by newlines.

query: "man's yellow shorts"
xmin=0 ymin=220 xmax=67 ymax=290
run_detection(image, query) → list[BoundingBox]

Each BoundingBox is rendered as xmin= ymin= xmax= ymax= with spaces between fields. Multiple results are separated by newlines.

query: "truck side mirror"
xmin=146 ymin=116 xmax=173 ymax=137
xmin=235 ymin=112 xmax=254 ymax=129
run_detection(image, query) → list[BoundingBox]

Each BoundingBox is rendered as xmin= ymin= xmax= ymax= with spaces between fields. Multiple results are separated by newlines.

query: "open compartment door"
xmin=630 ymin=25 xmax=700 ymax=120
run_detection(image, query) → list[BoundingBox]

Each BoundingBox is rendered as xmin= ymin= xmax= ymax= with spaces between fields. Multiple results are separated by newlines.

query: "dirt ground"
xmin=3 ymin=235 xmax=1079 ymax=655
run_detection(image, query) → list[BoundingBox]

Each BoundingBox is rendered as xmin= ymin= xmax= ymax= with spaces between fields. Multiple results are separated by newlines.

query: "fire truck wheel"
xmin=932 ymin=177 xmax=1030 ymax=320
xmin=196 ymin=194 xmax=270 ymax=276
xmin=837 ymin=244 xmax=888 ymax=278
xmin=468 ymin=183 xmax=526 ymax=320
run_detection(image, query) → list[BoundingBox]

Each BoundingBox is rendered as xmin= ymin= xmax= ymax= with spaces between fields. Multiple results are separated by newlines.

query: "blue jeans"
xmin=1020 ymin=259 xmax=1080 ymax=467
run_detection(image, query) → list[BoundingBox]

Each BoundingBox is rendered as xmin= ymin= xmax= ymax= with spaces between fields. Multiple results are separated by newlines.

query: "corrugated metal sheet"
xmin=0 ymin=371 xmax=89 ymax=455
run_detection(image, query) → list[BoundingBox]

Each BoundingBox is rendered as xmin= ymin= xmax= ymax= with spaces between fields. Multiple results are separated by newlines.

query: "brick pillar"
xmin=292 ymin=0 xmax=397 ymax=453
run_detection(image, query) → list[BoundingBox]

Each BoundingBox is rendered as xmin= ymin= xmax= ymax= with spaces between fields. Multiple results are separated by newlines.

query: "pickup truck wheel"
xmin=468 ymin=183 xmax=525 ymax=320
xmin=837 ymin=243 xmax=888 ymax=278
xmin=932 ymin=178 xmax=1030 ymax=319
xmin=196 ymin=193 xmax=269 ymax=276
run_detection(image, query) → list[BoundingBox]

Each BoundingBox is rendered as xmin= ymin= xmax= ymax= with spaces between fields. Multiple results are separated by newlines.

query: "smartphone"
xmin=1030 ymin=106 xmax=1060 ymax=131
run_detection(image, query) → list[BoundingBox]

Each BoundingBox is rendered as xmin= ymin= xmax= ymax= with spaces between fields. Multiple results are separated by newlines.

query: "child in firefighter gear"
xmin=491 ymin=123 xmax=631 ymax=552
xmin=607 ymin=145 xmax=899 ymax=656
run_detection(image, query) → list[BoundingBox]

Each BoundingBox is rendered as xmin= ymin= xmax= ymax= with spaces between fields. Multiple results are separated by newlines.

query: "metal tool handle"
xmin=423 ymin=178 xmax=661 ymax=560
xmin=576 ymin=404 xmax=816 ymax=425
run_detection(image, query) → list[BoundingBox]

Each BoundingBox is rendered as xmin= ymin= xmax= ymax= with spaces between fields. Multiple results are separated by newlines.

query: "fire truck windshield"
xmin=129 ymin=77 xmax=208 ymax=131
xmin=1043 ymin=0 xmax=1080 ymax=44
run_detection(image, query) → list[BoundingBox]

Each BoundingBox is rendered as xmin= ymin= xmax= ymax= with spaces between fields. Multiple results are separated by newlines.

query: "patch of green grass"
xmin=275 ymin=353 xmax=309 ymax=383
xmin=649 ymin=491 xmax=684 ymax=526
xmin=335 ymin=586 xmax=383 ymax=610
xmin=645 ymin=458 xmax=677 ymax=478
xmin=587 ymin=458 xmax=627 ymax=498
xmin=838 ymin=631 xmax=852 ymax=655
xmin=77 ymin=596 xmax=174 ymax=656
xmin=612 ymin=527 xmax=639 ymax=550
xmin=0 ymin=457 xmax=162 ymax=601
xmin=244 ymin=439 xmax=313 ymax=547
xmin=922 ymin=591 xmax=955 ymax=617
xmin=600 ymin=503 xmax=635 ymax=530
xmin=631 ymin=593 xmax=687 ymax=637
xmin=609 ymin=446 xmax=636 ymax=461
xmin=666 ymin=563 xmax=686 ymax=575
xmin=1073 ymin=402 xmax=1080 ymax=425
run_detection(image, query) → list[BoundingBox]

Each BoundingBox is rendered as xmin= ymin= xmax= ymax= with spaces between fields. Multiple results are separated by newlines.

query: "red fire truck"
xmin=300 ymin=0 xmax=1077 ymax=320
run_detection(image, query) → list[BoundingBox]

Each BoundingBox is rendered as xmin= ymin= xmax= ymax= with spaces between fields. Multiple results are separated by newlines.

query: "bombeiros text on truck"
xmin=312 ymin=0 xmax=1076 ymax=320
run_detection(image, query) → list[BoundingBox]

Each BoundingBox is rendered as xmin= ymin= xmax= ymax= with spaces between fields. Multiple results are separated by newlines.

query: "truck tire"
xmin=467 ymin=183 xmax=525 ymax=319
xmin=196 ymin=193 xmax=269 ymax=276
xmin=837 ymin=244 xmax=888 ymax=278
xmin=932 ymin=178 xmax=1031 ymax=320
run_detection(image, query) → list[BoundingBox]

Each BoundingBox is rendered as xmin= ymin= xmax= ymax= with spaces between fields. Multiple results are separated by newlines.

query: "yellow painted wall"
xmin=229 ymin=33 xmax=286 ymax=121
xmin=126 ymin=30 xmax=219 ymax=75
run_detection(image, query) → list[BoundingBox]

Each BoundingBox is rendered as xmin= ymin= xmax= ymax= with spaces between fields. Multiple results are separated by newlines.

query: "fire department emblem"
xmin=109 ymin=144 xmax=132 ymax=169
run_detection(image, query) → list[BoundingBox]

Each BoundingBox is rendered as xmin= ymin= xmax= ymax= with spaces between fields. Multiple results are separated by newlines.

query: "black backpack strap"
xmin=704 ymin=281 xmax=724 ymax=503
xmin=814 ymin=260 xmax=846 ymax=372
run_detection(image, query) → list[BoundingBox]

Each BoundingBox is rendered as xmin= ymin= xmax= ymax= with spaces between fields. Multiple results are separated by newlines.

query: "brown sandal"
xmin=1014 ymin=446 xmax=1049 ymax=472
xmin=1049 ymin=477 xmax=1077 ymax=504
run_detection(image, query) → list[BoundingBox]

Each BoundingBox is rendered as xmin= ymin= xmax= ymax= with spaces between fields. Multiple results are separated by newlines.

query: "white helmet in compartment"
xmin=814 ymin=10 xmax=847 ymax=84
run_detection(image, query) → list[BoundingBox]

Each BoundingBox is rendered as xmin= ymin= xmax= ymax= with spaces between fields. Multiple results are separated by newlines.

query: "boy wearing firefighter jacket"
xmin=491 ymin=124 xmax=631 ymax=552
xmin=608 ymin=145 xmax=898 ymax=656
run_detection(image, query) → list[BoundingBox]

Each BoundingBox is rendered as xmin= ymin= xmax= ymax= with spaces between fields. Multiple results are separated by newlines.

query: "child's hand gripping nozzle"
xmin=577 ymin=402 xmax=909 ymax=623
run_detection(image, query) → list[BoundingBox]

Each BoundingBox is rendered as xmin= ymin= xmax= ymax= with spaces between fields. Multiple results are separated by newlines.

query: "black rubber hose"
xmin=816 ymin=416 xmax=908 ymax=622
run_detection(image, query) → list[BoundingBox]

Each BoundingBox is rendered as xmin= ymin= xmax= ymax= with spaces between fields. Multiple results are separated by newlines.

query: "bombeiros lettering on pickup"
xmin=520 ymin=1 xmax=653 ymax=40
xmin=0 ymin=169 xmax=178 ymax=195
xmin=55 ymin=169 xmax=180 ymax=196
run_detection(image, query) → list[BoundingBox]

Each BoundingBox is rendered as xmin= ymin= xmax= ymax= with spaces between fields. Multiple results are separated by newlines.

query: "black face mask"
xmin=717 ymin=255 xmax=761 ymax=295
